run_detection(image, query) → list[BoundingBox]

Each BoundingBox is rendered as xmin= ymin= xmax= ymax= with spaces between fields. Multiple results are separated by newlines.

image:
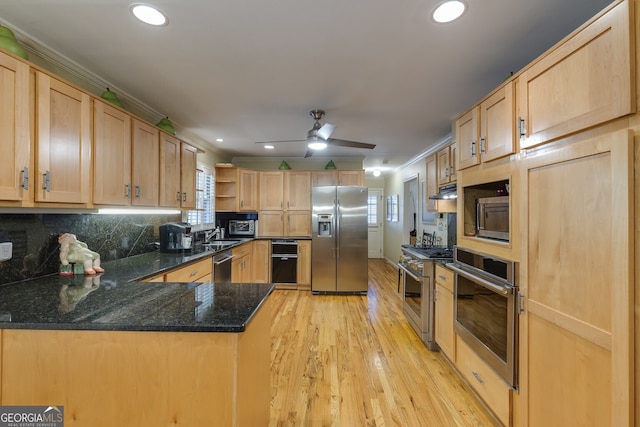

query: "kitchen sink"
xmin=202 ymin=240 xmax=240 ymax=250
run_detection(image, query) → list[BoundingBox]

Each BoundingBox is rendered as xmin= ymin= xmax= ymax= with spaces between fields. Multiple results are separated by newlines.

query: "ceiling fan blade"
xmin=327 ymin=138 xmax=376 ymax=150
xmin=304 ymin=148 xmax=314 ymax=158
xmin=254 ymin=139 xmax=305 ymax=144
xmin=316 ymin=123 xmax=336 ymax=140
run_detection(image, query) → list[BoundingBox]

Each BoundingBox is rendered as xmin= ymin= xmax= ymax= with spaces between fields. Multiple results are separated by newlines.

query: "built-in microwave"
xmin=476 ymin=196 xmax=509 ymax=241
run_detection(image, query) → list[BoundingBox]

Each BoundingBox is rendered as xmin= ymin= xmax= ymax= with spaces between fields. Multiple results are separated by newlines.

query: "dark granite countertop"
xmin=0 ymin=241 xmax=274 ymax=333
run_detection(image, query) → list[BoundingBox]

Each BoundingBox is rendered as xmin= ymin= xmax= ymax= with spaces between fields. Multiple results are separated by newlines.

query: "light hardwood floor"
xmin=269 ymin=258 xmax=499 ymax=426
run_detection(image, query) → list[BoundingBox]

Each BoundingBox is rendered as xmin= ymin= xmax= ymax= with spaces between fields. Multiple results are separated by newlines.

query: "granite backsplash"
xmin=0 ymin=213 xmax=180 ymax=286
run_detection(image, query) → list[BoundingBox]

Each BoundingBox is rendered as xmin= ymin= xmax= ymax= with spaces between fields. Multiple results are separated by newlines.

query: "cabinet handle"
xmin=280 ymin=201 xmax=283 ymax=209
xmin=518 ymin=116 xmax=526 ymax=138
xmin=190 ymin=270 xmax=199 ymax=277
xmin=470 ymin=141 xmax=476 ymax=156
xmin=472 ymin=371 xmax=484 ymax=384
xmin=434 ymin=288 xmax=438 ymax=302
xmin=125 ymin=184 xmax=131 ymax=198
xmin=438 ymin=275 xmax=446 ymax=280
xmin=480 ymin=137 xmax=486 ymax=153
xmin=21 ymin=167 xmax=29 ymax=190
xmin=183 ymin=192 xmax=187 ymax=202
xmin=42 ymin=170 xmax=51 ymax=192
xmin=240 ymin=199 xmax=244 ymax=208
xmin=177 ymin=191 xmax=181 ymax=202
xmin=135 ymin=185 xmax=141 ymax=199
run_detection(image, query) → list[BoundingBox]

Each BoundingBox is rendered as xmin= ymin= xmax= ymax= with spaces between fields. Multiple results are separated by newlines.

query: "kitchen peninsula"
xmin=0 ymin=247 xmax=273 ymax=427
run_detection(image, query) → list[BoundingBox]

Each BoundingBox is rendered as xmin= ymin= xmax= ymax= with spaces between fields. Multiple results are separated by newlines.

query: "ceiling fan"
xmin=255 ymin=109 xmax=376 ymax=158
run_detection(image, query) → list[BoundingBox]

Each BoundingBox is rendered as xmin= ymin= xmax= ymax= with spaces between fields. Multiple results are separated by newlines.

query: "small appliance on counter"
xmin=228 ymin=219 xmax=255 ymax=237
xmin=159 ymin=222 xmax=192 ymax=252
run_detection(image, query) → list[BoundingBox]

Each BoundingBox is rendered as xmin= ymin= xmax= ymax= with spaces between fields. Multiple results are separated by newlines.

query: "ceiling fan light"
xmin=432 ymin=0 xmax=466 ymax=23
xmin=307 ymin=140 xmax=327 ymax=150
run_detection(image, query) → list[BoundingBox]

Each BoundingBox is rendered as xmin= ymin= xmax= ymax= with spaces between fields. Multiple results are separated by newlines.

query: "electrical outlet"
xmin=0 ymin=242 xmax=12 ymax=261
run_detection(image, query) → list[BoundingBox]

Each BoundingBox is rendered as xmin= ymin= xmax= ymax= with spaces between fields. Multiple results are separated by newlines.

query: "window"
xmin=367 ymin=194 xmax=378 ymax=225
xmin=186 ymin=164 xmax=215 ymax=228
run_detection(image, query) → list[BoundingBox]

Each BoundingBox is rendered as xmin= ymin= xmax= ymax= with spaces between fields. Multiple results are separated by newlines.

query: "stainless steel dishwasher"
xmin=212 ymin=250 xmax=233 ymax=283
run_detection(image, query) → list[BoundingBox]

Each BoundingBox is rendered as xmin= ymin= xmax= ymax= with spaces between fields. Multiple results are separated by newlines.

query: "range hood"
xmin=429 ymin=183 xmax=457 ymax=200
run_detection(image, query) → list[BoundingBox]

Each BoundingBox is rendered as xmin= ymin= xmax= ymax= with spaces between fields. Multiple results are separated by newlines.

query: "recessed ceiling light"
xmin=130 ymin=3 xmax=168 ymax=26
xmin=432 ymin=0 xmax=467 ymax=23
xmin=216 ymin=138 xmax=224 ymax=142
xmin=373 ymin=169 xmax=381 ymax=177
xmin=264 ymin=144 xmax=275 ymax=149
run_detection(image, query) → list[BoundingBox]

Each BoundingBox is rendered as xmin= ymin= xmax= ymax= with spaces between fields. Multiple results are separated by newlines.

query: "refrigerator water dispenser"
xmin=317 ymin=214 xmax=333 ymax=237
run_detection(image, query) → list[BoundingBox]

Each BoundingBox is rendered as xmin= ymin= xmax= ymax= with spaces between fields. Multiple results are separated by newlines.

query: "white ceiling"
xmin=0 ymin=0 xmax=613 ymax=174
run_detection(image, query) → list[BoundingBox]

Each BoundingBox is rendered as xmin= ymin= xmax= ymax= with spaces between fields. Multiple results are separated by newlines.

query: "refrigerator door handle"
xmin=336 ymin=198 xmax=340 ymax=259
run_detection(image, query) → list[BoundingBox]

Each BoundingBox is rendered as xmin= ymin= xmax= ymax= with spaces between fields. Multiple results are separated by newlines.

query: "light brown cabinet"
xmin=164 ymin=257 xmax=212 ymax=283
xmin=434 ymin=264 xmax=455 ymax=361
xmin=296 ymin=240 xmax=311 ymax=290
xmin=35 ymin=72 xmax=91 ymax=204
xmin=424 ymin=155 xmax=438 ymax=212
xmin=94 ymin=107 xmax=159 ymax=207
xmin=436 ymin=143 xmax=456 ymax=186
xmin=158 ymin=132 xmax=199 ymax=209
xmin=457 ymin=82 xmax=515 ymax=171
xmin=0 ymin=51 xmax=30 ymax=204
xmin=231 ymin=241 xmax=253 ymax=283
xmin=214 ymin=164 xmax=238 ymax=212
xmin=238 ymin=169 xmax=259 ymax=211
xmin=251 ymin=240 xmax=271 ymax=283
xmin=259 ymin=171 xmax=311 ymax=237
xmin=517 ymin=0 xmax=633 ymax=149
xmin=311 ymin=170 xmax=365 ymax=186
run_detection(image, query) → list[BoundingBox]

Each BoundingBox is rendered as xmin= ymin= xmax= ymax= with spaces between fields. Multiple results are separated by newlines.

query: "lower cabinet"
xmin=231 ymin=242 xmax=253 ymax=283
xmin=456 ymin=336 xmax=510 ymax=426
xmin=434 ymin=264 xmax=455 ymax=361
xmin=251 ymin=240 xmax=271 ymax=283
xmin=144 ymin=257 xmax=213 ymax=283
xmin=296 ymin=240 xmax=311 ymax=290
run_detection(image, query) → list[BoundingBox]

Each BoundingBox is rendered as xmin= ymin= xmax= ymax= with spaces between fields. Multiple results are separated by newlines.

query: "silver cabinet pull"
xmin=125 ymin=184 xmax=130 ymax=198
xmin=480 ymin=137 xmax=486 ymax=153
xmin=135 ymin=185 xmax=141 ymax=199
xmin=518 ymin=116 xmax=526 ymax=138
xmin=472 ymin=371 xmax=484 ymax=384
xmin=470 ymin=141 xmax=476 ymax=156
xmin=183 ymin=192 xmax=187 ymax=202
xmin=21 ymin=167 xmax=29 ymax=189
xmin=176 ymin=191 xmax=181 ymax=202
xmin=42 ymin=170 xmax=51 ymax=192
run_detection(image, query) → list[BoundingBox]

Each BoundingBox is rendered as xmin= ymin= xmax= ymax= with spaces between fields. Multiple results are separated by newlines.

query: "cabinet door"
xmin=449 ymin=142 xmax=457 ymax=182
xmin=257 ymin=211 xmax=284 ymax=237
xmin=159 ymin=133 xmax=181 ymax=208
xmin=424 ymin=155 xmax=438 ymax=212
xmin=0 ymin=53 xmax=30 ymax=202
xmin=436 ymin=147 xmax=450 ymax=186
xmin=93 ymin=100 xmax=131 ymax=205
xmin=36 ymin=73 xmax=91 ymax=203
xmin=434 ymin=283 xmax=454 ymax=361
xmin=251 ymin=240 xmax=271 ymax=283
xmin=285 ymin=171 xmax=310 ymax=210
xmin=521 ymin=129 xmax=632 ymax=426
xmin=131 ymin=119 xmax=159 ymax=206
xmin=239 ymin=169 xmax=259 ymax=211
xmin=338 ymin=170 xmax=364 ymax=186
xmin=296 ymin=240 xmax=311 ymax=289
xmin=180 ymin=142 xmax=198 ymax=209
xmin=285 ymin=211 xmax=311 ymax=237
xmin=259 ymin=171 xmax=284 ymax=210
xmin=480 ymin=82 xmax=515 ymax=163
xmin=518 ymin=0 xmax=633 ymax=149
xmin=311 ymin=170 xmax=337 ymax=187
xmin=456 ymin=107 xmax=479 ymax=170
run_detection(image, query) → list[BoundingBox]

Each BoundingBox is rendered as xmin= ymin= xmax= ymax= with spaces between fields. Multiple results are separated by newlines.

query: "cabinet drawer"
xmin=165 ymin=257 xmax=212 ymax=283
xmin=455 ymin=336 xmax=510 ymax=426
xmin=232 ymin=242 xmax=252 ymax=257
xmin=434 ymin=264 xmax=454 ymax=293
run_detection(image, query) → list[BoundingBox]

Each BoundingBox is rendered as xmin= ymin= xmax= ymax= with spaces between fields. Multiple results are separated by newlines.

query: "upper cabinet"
xmin=238 ymin=169 xmax=259 ymax=211
xmin=518 ymin=0 xmax=634 ymax=149
xmin=457 ymin=82 xmax=516 ymax=171
xmin=258 ymin=170 xmax=311 ymax=237
xmin=424 ymin=155 xmax=438 ymax=212
xmin=35 ymin=72 xmax=91 ymax=204
xmin=0 ymin=52 xmax=30 ymax=203
xmin=158 ymin=133 xmax=199 ymax=211
xmin=131 ymin=119 xmax=160 ymax=206
xmin=258 ymin=171 xmax=285 ymax=210
xmin=436 ymin=142 xmax=456 ymax=186
xmin=311 ymin=170 xmax=365 ymax=186
xmin=284 ymin=171 xmax=311 ymax=210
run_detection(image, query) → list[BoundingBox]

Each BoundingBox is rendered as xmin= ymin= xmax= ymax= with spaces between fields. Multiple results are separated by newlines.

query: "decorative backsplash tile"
xmin=0 ymin=213 xmax=180 ymax=286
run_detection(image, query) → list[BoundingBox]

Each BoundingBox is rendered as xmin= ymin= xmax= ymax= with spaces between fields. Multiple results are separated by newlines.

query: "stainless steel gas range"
xmin=399 ymin=245 xmax=453 ymax=351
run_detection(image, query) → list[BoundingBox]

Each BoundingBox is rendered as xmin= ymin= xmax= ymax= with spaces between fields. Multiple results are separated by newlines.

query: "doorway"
xmin=367 ymin=188 xmax=383 ymax=258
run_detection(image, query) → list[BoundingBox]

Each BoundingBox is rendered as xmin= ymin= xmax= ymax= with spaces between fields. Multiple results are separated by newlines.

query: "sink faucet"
xmin=204 ymin=228 xmax=221 ymax=242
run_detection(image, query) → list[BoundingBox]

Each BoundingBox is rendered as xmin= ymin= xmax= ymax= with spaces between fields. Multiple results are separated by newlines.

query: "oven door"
xmin=449 ymin=263 xmax=518 ymax=388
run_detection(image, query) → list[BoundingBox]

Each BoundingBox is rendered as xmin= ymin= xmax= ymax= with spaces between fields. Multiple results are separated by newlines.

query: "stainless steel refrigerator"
xmin=312 ymin=186 xmax=368 ymax=294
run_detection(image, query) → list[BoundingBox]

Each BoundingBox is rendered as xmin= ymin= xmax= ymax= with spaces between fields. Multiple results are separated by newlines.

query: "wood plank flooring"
xmin=269 ymin=258 xmax=499 ymax=426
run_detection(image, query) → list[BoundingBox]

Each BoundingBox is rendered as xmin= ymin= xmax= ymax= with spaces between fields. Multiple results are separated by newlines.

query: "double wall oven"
xmin=399 ymin=245 xmax=453 ymax=351
xmin=448 ymin=247 xmax=520 ymax=389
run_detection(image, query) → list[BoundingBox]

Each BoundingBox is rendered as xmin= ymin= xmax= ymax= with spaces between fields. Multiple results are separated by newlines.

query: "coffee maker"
xmin=159 ymin=222 xmax=192 ymax=252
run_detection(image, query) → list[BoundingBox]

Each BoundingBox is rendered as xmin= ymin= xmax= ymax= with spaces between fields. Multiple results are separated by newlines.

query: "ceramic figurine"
xmin=58 ymin=233 xmax=104 ymax=275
